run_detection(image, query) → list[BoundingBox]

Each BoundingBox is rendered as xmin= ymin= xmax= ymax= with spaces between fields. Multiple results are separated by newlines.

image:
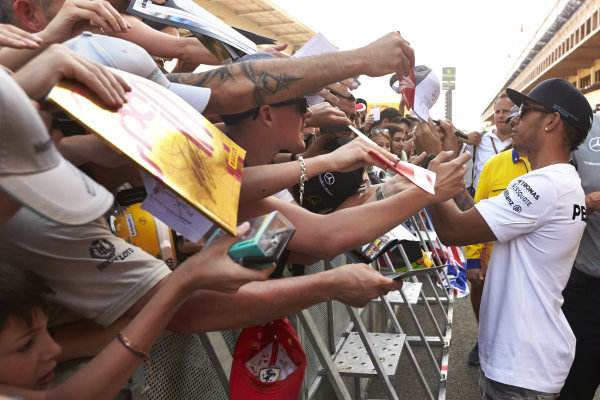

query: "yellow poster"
xmin=48 ymin=68 xmax=245 ymax=235
xmin=366 ymin=102 xmax=400 ymax=116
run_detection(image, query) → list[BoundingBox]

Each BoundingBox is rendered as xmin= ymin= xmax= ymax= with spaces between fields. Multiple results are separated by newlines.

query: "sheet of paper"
xmin=294 ymin=33 xmax=337 ymax=106
xmin=367 ymin=149 xmax=436 ymax=195
xmin=127 ymin=0 xmax=257 ymax=56
xmin=293 ymin=32 xmax=337 ymax=58
xmin=371 ymin=106 xmax=381 ymax=122
xmin=140 ymin=171 xmax=213 ymax=242
xmin=348 ymin=126 xmax=436 ymax=195
xmin=389 ymin=225 xmax=419 ymax=242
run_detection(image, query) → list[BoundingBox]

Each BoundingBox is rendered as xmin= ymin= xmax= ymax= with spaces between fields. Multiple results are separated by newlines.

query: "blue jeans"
xmin=480 ymin=370 xmax=559 ymax=400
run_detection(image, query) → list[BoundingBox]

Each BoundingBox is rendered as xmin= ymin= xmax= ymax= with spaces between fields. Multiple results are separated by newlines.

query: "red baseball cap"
xmin=230 ymin=318 xmax=307 ymax=400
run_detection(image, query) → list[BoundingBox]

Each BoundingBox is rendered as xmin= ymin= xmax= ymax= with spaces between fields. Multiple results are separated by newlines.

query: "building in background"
xmin=482 ymin=0 xmax=600 ymax=123
xmin=195 ymin=0 xmax=319 ymax=54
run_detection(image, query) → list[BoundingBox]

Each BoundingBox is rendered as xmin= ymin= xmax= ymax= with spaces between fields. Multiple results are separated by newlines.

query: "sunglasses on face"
xmin=372 ymin=128 xmax=389 ymax=134
xmin=252 ymin=98 xmax=309 ymax=120
xmin=518 ymin=103 xmax=553 ymax=120
xmin=271 ymin=97 xmax=309 ymax=114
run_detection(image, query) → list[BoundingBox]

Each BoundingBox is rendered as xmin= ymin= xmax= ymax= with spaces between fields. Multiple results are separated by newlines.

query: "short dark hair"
xmin=0 ymin=0 xmax=15 ymax=24
xmin=0 ymin=262 xmax=53 ymax=331
xmin=390 ymin=116 xmax=411 ymax=126
xmin=380 ymin=107 xmax=400 ymax=122
xmin=386 ymin=123 xmax=408 ymax=137
xmin=404 ymin=115 xmax=419 ymax=124
xmin=563 ymin=121 xmax=585 ymax=151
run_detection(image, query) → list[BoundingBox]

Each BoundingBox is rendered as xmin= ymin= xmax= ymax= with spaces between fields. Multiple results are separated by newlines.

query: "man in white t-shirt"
xmin=428 ymin=78 xmax=592 ymax=399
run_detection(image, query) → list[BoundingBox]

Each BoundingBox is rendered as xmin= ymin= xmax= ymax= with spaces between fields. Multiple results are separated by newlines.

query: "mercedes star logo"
xmin=323 ymin=173 xmax=335 ymax=185
xmin=589 ymin=136 xmax=600 ymax=152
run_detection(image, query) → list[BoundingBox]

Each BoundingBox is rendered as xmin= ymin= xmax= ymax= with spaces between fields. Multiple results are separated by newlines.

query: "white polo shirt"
xmin=474 ymin=163 xmax=586 ymax=393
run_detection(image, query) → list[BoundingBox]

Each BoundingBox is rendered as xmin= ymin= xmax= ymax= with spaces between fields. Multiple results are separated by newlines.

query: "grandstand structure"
xmin=482 ymin=0 xmax=600 ymax=122
xmin=195 ymin=0 xmax=318 ymax=54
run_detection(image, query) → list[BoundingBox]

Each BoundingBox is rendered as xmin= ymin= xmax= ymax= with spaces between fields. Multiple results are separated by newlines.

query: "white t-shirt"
xmin=474 ymin=164 xmax=586 ymax=393
xmin=0 ymin=208 xmax=170 ymax=326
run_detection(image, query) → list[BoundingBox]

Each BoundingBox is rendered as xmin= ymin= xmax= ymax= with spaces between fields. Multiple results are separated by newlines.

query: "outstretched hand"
xmin=0 ymin=24 xmax=42 ymax=49
xmin=40 ymin=0 xmax=131 ymax=43
xmin=360 ymin=32 xmax=415 ymax=80
xmin=13 ymin=44 xmax=131 ymax=107
xmin=328 ymin=263 xmax=403 ymax=308
xmin=327 ymin=137 xmax=398 ymax=173
xmin=428 ymin=151 xmax=470 ymax=203
xmin=178 ymin=222 xmax=276 ymax=295
xmin=258 ymin=43 xmax=289 ymax=58
xmin=305 ymin=102 xmax=351 ymax=128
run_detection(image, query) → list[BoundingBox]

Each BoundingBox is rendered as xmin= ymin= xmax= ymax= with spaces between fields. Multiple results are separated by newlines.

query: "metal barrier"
xmin=130 ymin=210 xmax=455 ymax=400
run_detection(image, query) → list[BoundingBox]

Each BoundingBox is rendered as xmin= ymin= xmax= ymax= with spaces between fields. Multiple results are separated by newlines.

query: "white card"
xmin=371 ymin=106 xmax=381 ymax=122
xmin=139 ymin=171 xmax=213 ymax=242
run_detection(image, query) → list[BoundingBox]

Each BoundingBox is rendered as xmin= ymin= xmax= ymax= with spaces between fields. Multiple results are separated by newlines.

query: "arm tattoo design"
xmin=239 ymin=61 xmax=303 ymax=106
xmin=168 ymin=65 xmax=235 ymax=86
xmin=168 ymin=60 xmax=303 ymax=106
xmin=453 ymin=185 xmax=475 ymax=211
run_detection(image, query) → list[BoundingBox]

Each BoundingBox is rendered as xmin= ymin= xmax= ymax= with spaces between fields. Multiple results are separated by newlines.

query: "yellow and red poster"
xmin=48 ymin=68 xmax=245 ymax=235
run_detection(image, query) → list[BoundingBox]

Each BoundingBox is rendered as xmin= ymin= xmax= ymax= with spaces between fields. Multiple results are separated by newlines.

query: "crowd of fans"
xmin=0 ymin=0 xmax=598 ymax=399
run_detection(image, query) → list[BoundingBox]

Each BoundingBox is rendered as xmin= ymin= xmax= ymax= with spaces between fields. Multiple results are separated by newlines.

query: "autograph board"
xmin=48 ymin=69 xmax=245 ymax=235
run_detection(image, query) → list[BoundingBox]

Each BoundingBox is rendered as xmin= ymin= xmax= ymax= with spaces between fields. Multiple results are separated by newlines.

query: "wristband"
xmin=466 ymin=259 xmax=482 ymax=270
xmin=297 ymin=156 xmax=308 ymax=205
xmin=376 ymin=186 xmax=386 ymax=201
xmin=117 ymin=332 xmax=149 ymax=358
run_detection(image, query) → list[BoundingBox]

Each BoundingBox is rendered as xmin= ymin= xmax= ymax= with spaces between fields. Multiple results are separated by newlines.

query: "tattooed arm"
xmin=453 ymin=185 xmax=475 ymax=211
xmin=168 ymin=32 xmax=415 ymax=115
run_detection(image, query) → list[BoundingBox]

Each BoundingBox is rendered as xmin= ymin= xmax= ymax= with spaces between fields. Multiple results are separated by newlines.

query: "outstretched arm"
xmin=427 ymin=156 xmax=495 ymax=246
xmin=12 ymin=44 xmax=130 ymax=107
xmin=168 ymin=32 xmax=415 ymax=115
xmin=0 ymin=0 xmax=129 ymax=70
xmin=130 ymin=262 xmax=403 ymax=334
xmin=0 ymin=224 xmax=273 ymax=400
xmin=240 ymin=151 xmax=470 ymax=260
xmin=112 ymin=16 xmax=220 ymax=69
xmin=240 ymin=137 xmax=398 ymax=204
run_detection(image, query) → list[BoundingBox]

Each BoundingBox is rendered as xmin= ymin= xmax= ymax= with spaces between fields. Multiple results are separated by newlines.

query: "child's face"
xmin=0 ymin=307 xmax=62 ymax=389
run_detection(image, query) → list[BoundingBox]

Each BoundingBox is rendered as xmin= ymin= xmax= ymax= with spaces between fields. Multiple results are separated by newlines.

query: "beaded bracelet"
xmin=297 ymin=156 xmax=308 ymax=205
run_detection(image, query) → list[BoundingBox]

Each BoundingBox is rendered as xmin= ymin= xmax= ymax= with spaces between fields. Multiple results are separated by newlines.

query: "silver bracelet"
xmin=297 ymin=156 xmax=308 ymax=205
xmin=376 ymin=186 xmax=386 ymax=201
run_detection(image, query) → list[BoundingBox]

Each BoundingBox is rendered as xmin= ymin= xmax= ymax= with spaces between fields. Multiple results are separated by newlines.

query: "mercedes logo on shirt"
xmin=323 ymin=173 xmax=335 ymax=185
xmin=589 ymin=136 xmax=600 ymax=152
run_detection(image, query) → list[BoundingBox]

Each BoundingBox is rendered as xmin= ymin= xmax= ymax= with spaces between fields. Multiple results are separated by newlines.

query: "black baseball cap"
xmin=506 ymin=78 xmax=593 ymax=138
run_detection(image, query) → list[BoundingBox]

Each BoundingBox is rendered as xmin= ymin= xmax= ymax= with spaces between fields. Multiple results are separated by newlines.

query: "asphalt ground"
xmin=368 ymin=281 xmax=600 ymax=400
xmin=366 ymin=280 xmax=481 ymax=400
